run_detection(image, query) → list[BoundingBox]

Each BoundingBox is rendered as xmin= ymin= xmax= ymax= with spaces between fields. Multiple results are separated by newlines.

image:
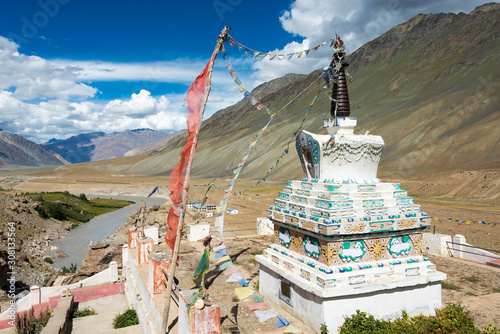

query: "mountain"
xmin=40 ymin=4 xmax=500 ymax=202
xmin=42 ymin=129 xmax=176 ymax=163
xmin=0 ymin=130 xmax=68 ymax=166
xmin=42 ymin=132 xmax=105 ymax=164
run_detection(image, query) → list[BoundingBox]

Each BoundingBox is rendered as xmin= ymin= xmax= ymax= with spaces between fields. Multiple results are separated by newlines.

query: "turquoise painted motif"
xmin=295 ymin=189 xmax=311 ymax=196
xmin=315 ymin=199 xmax=353 ymax=210
xmin=325 ymin=185 xmax=341 ymax=191
xmin=362 ymin=199 xmax=384 ymax=208
xmin=388 ymin=236 xmax=412 ymax=257
xmin=358 ymin=185 xmax=375 ymax=192
xmin=278 ymin=227 xmax=292 ymax=248
xmin=292 ymin=195 xmax=308 ymax=204
xmin=278 ymin=192 xmax=290 ymax=200
xmin=274 ymin=199 xmax=287 ymax=207
xmin=339 ymin=240 xmax=365 ymax=262
xmin=296 ymin=132 xmax=321 ymax=178
xmin=303 ymin=235 xmax=321 ymax=260
xmin=397 ymin=197 xmax=414 ymax=205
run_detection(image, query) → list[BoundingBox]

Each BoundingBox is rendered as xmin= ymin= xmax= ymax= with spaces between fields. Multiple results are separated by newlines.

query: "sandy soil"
xmin=2 ymin=175 xmax=500 ymax=331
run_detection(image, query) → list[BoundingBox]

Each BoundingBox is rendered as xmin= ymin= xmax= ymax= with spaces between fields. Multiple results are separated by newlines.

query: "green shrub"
xmin=113 ymin=309 xmax=139 ymax=329
xmin=441 ymin=281 xmax=461 ymax=290
xmin=36 ymin=206 xmax=49 ymax=219
xmin=43 ymin=257 xmax=53 ymax=264
xmin=15 ymin=307 xmax=50 ymax=334
xmin=79 ymin=193 xmax=89 ymax=202
xmin=338 ymin=303 xmax=481 ymax=334
xmin=61 ymin=263 xmax=78 ymax=273
xmin=72 ymin=307 xmax=97 ymax=318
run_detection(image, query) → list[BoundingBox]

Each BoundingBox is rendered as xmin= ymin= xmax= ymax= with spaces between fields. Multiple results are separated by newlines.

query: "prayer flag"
xmin=230 ymin=38 xmax=237 ymax=46
xmin=269 ymin=54 xmax=276 ymax=60
xmin=278 ymin=55 xmax=285 ymax=61
xmin=253 ymin=51 xmax=260 ymax=58
xmin=238 ymin=84 xmax=246 ymax=92
xmin=256 ymin=103 xmax=264 ymax=110
xmin=166 ymin=53 xmax=215 ymax=251
xmin=259 ymin=53 xmax=267 ymax=60
xmin=244 ymin=91 xmax=252 ymax=99
xmin=235 ymin=77 xmax=242 ymax=85
xmin=226 ymin=61 xmax=233 ymax=70
xmin=238 ymin=43 xmax=244 ymax=50
xmin=250 ymin=96 xmax=258 ymax=105
xmin=229 ymin=69 xmax=236 ymax=78
xmin=193 ymin=249 xmax=210 ymax=281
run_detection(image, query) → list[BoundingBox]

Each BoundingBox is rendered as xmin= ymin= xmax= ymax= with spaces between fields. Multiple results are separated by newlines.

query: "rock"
xmin=54 ymin=250 xmax=68 ymax=259
xmin=76 ymin=242 xmax=122 ymax=276
xmin=90 ymin=242 xmax=110 ymax=250
xmin=52 ymin=200 xmax=70 ymax=208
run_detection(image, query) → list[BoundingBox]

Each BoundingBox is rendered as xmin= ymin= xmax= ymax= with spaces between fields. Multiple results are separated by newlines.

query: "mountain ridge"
xmin=0 ymin=130 xmax=69 ymax=166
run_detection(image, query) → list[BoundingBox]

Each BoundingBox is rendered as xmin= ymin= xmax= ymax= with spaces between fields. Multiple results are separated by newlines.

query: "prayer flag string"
xmin=226 ymin=34 xmax=335 ymax=61
xmin=236 ymin=89 xmax=326 ymax=195
xmin=223 ymin=53 xmax=275 ymax=118
xmin=433 ymin=217 xmax=499 ymax=226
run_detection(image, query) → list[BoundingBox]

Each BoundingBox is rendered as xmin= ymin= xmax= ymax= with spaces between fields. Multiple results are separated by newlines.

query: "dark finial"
xmin=329 ymin=36 xmax=350 ymax=118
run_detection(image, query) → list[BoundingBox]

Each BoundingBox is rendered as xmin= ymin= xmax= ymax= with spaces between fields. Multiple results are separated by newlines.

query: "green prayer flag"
xmin=193 ymin=249 xmax=210 ymax=281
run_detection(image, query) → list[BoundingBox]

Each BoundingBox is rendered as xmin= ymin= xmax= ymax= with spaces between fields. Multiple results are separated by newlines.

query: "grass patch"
xmin=43 ymin=257 xmax=53 ymax=264
xmin=493 ymin=288 xmax=500 ymax=293
xmin=441 ymin=281 xmax=461 ymax=290
xmin=250 ymin=250 xmax=263 ymax=255
xmin=72 ymin=307 xmax=97 ymax=318
xmin=248 ymin=258 xmax=257 ymax=264
xmin=465 ymin=276 xmax=480 ymax=283
xmin=113 ymin=309 xmax=139 ymax=329
xmin=22 ymin=191 xmax=133 ymax=223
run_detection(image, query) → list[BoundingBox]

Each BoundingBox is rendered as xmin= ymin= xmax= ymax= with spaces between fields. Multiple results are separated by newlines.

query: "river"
xmin=50 ymin=195 xmax=167 ymax=269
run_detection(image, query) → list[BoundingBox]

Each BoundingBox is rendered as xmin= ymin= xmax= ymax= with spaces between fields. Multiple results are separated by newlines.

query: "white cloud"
xmin=51 ymin=58 xmax=235 ymax=86
xmin=103 ymin=90 xmax=170 ymax=117
xmin=0 ymin=37 xmax=97 ymax=100
xmin=252 ymin=0 xmax=489 ymax=83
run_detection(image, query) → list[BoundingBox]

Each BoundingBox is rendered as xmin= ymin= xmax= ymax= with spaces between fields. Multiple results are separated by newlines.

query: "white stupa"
xmin=256 ymin=48 xmax=446 ymax=333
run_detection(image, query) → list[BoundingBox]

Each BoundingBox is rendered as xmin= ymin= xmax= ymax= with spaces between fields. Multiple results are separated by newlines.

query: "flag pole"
xmin=161 ymin=26 xmax=229 ymax=334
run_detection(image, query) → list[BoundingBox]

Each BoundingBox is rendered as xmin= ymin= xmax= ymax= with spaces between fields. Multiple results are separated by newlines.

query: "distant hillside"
xmin=45 ymin=4 xmax=500 ymax=202
xmin=0 ymin=130 xmax=68 ymax=166
xmin=42 ymin=129 xmax=176 ymax=163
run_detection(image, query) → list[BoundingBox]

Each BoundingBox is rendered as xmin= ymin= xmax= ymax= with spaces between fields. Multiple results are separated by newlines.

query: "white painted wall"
xmin=422 ymin=233 xmax=452 ymax=257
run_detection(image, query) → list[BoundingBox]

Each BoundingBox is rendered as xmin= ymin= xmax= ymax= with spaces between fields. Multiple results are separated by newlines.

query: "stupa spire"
xmin=329 ymin=35 xmax=350 ymax=117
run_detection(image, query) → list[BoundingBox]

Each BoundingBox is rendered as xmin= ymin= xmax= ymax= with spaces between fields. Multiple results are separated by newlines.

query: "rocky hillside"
xmin=0 ymin=130 xmax=68 ymax=167
xmin=42 ymin=128 xmax=177 ymax=163
xmin=33 ymin=4 xmax=500 ymax=203
xmin=0 ymin=193 xmax=70 ymax=292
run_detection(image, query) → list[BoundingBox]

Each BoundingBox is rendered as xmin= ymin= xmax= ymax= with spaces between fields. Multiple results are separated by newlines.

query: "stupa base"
xmin=257 ymin=252 xmax=445 ymax=333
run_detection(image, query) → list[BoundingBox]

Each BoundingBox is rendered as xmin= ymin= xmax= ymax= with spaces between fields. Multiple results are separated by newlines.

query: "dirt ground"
xmin=2 ymin=175 xmax=500 ymax=332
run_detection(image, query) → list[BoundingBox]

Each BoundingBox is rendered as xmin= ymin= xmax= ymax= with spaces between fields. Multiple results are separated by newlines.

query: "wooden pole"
xmin=160 ymin=26 xmax=228 ymax=334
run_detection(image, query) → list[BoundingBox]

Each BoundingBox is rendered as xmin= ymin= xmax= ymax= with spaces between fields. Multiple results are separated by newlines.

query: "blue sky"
xmin=0 ymin=0 xmax=492 ymax=143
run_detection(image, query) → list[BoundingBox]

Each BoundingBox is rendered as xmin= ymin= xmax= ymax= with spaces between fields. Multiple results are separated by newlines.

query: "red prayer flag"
xmin=165 ymin=54 xmax=215 ymax=251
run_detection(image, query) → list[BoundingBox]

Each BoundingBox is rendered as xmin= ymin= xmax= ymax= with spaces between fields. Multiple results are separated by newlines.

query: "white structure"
xmin=450 ymin=234 xmax=500 ymax=263
xmin=144 ymin=226 xmax=159 ymax=245
xmin=227 ymin=207 xmax=239 ymax=214
xmin=422 ymin=233 xmax=452 ymax=257
xmin=187 ymin=222 xmax=211 ymax=242
xmin=257 ymin=113 xmax=446 ymax=333
xmin=257 ymin=217 xmax=274 ymax=235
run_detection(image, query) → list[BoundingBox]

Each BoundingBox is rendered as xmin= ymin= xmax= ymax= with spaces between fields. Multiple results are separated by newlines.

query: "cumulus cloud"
xmin=0 ymin=37 xmax=97 ymax=100
xmin=253 ymin=0 xmax=488 ymax=83
xmin=0 ymin=88 xmax=188 ymax=143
